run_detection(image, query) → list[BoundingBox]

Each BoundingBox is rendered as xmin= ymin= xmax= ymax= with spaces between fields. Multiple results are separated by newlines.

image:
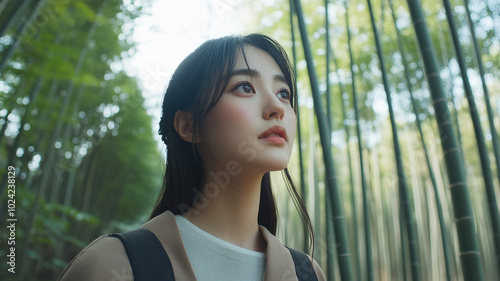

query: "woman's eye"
xmin=234 ymin=83 xmax=254 ymax=94
xmin=277 ymin=89 xmax=291 ymax=100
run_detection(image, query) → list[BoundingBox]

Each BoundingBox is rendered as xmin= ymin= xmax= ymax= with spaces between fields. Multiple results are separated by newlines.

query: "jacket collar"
xmin=142 ymin=211 xmax=197 ymax=280
xmin=259 ymin=225 xmax=299 ymax=281
xmin=143 ymin=211 xmax=300 ymax=281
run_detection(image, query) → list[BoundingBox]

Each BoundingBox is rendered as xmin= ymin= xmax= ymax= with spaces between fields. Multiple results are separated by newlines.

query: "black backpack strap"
xmin=287 ymin=247 xmax=319 ymax=281
xmin=109 ymin=228 xmax=175 ymax=281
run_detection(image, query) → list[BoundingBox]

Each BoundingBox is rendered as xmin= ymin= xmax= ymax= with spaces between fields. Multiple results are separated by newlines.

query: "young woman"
xmin=58 ymin=34 xmax=325 ymax=281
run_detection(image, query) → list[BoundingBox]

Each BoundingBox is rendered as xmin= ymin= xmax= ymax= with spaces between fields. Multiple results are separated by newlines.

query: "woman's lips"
xmin=258 ymin=126 xmax=287 ymax=145
xmin=260 ymin=135 xmax=286 ymax=144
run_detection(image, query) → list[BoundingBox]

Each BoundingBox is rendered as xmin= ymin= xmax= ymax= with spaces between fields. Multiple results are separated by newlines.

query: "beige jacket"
xmin=57 ymin=211 xmax=326 ymax=281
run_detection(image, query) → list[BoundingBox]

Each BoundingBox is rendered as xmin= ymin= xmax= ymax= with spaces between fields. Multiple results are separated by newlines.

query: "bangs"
xmin=243 ymin=34 xmax=297 ymax=112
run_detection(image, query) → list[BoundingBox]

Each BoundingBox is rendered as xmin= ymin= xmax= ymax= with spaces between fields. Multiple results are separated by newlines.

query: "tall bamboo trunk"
xmin=464 ymin=3 xmax=500 ymax=271
xmin=325 ymin=0 xmax=332 ymax=130
xmin=289 ymin=1 xmax=309 ymax=252
xmin=329 ymin=23 xmax=360 ymax=280
xmin=436 ymin=14 xmax=465 ymax=164
xmin=365 ymin=0 xmax=420 ymax=279
xmin=291 ymin=0 xmax=353 ymax=279
xmin=443 ymin=26 xmax=466 ymax=164
xmin=381 ymin=167 xmax=398 ymax=280
xmin=308 ymin=107 xmax=318 ymax=257
xmin=388 ymin=0 xmax=452 ymax=279
xmin=328 ymin=10 xmax=361 ymax=280
xmin=404 ymin=0 xmax=484 ymax=279
xmin=326 ymin=194 xmax=336 ymax=280
xmin=344 ymin=0 xmax=372 ymax=280
xmin=442 ymin=0 xmax=500 ymax=270
xmin=462 ymin=0 xmax=500 ymax=189
xmin=323 ymin=1 xmax=337 ymax=274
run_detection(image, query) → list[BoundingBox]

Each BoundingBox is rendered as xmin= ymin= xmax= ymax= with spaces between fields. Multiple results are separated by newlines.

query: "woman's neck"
xmin=182 ymin=167 xmax=267 ymax=252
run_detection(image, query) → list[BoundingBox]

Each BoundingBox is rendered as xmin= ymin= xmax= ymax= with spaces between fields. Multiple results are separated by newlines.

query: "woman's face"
xmin=199 ymin=45 xmax=297 ymax=174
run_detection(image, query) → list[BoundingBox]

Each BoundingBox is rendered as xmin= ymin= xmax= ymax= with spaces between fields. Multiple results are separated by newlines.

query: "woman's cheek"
xmin=207 ymin=101 xmax=254 ymax=147
xmin=221 ymin=103 xmax=251 ymax=123
xmin=219 ymin=103 xmax=253 ymax=131
xmin=284 ymin=112 xmax=297 ymax=145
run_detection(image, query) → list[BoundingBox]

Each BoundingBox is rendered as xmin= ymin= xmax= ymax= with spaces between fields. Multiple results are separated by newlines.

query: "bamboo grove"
xmin=0 ymin=1 xmax=162 ymax=280
xmin=0 ymin=0 xmax=499 ymax=280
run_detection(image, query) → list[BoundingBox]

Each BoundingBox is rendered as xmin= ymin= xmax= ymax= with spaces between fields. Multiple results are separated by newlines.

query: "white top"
xmin=174 ymin=215 xmax=266 ymax=281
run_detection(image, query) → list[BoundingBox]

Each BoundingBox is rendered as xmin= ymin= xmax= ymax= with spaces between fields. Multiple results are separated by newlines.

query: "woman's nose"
xmin=263 ymin=92 xmax=285 ymax=120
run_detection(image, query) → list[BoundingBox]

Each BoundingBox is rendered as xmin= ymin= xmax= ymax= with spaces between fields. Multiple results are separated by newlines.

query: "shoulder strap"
xmin=287 ymin=247 xmax=319 ymax=281
xmin=109 ymin=228 xmax=176 ymax=281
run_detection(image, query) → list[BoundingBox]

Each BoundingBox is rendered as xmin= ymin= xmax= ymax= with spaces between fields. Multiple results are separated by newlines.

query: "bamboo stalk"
xmin=326 ymin=193 xmax=337 ymax=281
xmin=404 ymin=0 xmax=485 ymax=279
xmin=289 ymin=0 xmax=309 ymax=252
xmin=291 ymin=0 xmax=353 ymax=279
xmin=463 ymin=0 xmax=500 ymax=190
xmin=324 ymin=0 xmax=337 ymax=276
xmin=365 ymin=0 xmax=421 ymax=278
xmin=328 ymin=10 xmax=360 ymax=277
xmin=344 ymin=0 xmax=372 ymax=279
xmin=441 ymin=0 xmax=500 ymax=271
xmin=325 ymin=0 xmax=332 ymax=130
xmin=387 ymin=0 xmax=453 ymax=279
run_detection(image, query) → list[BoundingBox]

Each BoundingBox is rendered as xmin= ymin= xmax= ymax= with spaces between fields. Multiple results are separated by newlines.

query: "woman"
xmin=58 ymin=34 xmax=325 ymax=281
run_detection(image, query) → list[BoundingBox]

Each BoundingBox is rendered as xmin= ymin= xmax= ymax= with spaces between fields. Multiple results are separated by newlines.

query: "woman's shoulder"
xmin=258 ymin=226 xmax=326 ymax=281
xmin=57 ymin=212 xmax=179 ymax=281
xmin=291 ymin=249 xmax=326 ymax=281
xmin=57 ymin=235 xmax=132 ymax=281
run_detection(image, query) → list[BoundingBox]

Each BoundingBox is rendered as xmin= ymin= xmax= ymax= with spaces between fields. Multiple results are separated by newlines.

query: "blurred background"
xmin=0 ymin=0 xmax=499 ymax=280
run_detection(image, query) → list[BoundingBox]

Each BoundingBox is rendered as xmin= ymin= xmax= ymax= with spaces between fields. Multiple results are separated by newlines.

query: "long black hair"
xmin=151 ymin=34 xmax=313 ymax=251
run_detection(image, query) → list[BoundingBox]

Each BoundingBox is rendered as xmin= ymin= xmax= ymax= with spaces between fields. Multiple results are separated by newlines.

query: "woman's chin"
xmin=251 ymin=158 xmax=290 ymax=173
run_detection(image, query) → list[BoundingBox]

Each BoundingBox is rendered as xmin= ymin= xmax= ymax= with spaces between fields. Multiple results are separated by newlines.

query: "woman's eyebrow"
xmin=231 ymin=68 xmax=259 ymax=77
xmin=231 ymin=68 xmax=288 ymax=84
xmin=274 ymin=74 xmax=288 ymax=84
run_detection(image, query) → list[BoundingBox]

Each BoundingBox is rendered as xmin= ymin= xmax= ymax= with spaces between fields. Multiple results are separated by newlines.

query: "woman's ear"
xmin=174 ymin=110 xmax=200 ymax=143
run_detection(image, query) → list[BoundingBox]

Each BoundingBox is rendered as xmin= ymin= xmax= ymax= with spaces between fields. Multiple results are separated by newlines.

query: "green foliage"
xmin=0 ymin=0 xmax=160 ymax=280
